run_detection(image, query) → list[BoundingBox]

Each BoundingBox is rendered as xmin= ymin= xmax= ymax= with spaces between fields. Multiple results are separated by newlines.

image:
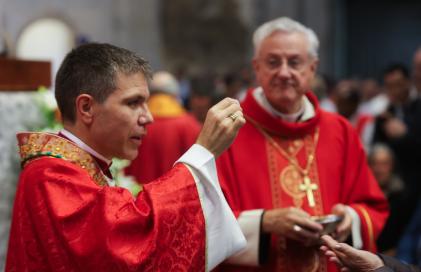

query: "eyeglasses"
xmin=261 ymin=55 xmax=310 ymax=73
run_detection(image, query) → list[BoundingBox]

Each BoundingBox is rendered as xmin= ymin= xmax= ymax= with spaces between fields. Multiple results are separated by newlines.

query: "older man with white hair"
xmin=126 ymin=71 xmax=202 ymax=183
xmin=216 ymin=17 xmax=389 ymax=271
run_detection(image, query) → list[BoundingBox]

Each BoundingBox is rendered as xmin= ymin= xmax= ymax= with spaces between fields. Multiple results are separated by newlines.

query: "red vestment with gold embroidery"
xmin=216 ymin=91 xmax=389 ymax=272
xmin=6 ymin=132 xmax=206 ymax=272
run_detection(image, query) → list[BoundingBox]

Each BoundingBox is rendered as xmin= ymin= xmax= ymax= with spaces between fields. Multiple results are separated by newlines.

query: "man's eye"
xmin=127 ymin=100 xmax=140 ymax=107
xmin=266 ymin=58 xmax=279 ymax=69
xmin=289 ymin=58 xmax=302 ymax=69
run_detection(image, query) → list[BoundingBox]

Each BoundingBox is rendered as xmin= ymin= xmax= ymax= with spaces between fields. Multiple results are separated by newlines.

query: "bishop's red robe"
xmin=7 ymin=132 xmax=206 ymax=272
xmin=125 ymin=93 xmax=201 ymax=183
xmin=216 ymin=90 xmax=389 ymax=272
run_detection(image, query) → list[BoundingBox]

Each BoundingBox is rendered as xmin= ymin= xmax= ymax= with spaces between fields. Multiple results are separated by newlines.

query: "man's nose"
xmin=276 ymin=62 xmax=291 ymax=78
xmin=138 ymin=106 xmax=154 ymax=125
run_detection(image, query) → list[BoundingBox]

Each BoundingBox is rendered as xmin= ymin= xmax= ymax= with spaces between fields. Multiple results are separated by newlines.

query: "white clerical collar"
xmin=60 ymin=129 xmax=112 ymax=166
xmin=252 ymin=87 xmax=315 ymax=122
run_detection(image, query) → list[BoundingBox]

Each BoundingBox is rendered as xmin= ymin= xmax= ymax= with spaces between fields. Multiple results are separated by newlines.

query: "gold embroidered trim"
xmin=248 ymin=116 xmax=320 ymax=208
xmin=259 ymin=122 xmax=326 ymax=271
xmin=17 ymin=132 xmax=108 ymax=187
xmin=354 ymin=204 xmax=375 ymax=251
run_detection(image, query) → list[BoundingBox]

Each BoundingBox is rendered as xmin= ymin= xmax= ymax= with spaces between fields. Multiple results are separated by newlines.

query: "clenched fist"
xmin=196 ymin=98 xmax=245 ymax=157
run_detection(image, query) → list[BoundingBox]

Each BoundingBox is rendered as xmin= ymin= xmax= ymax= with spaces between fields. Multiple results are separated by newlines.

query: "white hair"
xmin=253 ymin=17 xmax=319 ymax=59
xmin=150 ymin=71 xmax=180 ymax=96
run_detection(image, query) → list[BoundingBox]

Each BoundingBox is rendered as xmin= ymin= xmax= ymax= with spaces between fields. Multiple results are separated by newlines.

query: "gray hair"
xmin=150 ymin=71 xmax=180 ymax=96
xmin=253 ymin=17 xmax=319 ymax=59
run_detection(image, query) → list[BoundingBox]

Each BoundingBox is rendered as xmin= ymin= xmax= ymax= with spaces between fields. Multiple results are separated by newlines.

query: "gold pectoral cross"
xmin=299 ymin=176 xmax=318 ymax=207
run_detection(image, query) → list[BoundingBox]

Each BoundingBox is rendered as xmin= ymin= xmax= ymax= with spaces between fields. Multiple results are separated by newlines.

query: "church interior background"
xmin=1 ymin=0 xmax=421 ymax=269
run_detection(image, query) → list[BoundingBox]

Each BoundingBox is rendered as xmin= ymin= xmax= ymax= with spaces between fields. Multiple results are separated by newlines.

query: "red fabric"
xmin=7 ymin=158 xmax=206 ymax=272
xmin=216 ymin=90 xmax=389 ymax=272
xmin=126 ymin=113 xmax=201 ymax=183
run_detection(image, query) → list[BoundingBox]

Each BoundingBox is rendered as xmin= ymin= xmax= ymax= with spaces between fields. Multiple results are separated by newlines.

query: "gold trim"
xmin=249 ymin=116 xmax=321 ymax=209
xmin=261 ymin=125 xmax=326 ymax=271
xmin=17 ymin=132 xmax=108 ymax=187
xmin=354 ymin=204 xmax=375 ymax=251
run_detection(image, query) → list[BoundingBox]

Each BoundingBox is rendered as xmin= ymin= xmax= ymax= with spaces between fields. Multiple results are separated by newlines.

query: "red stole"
xmin=217 ymin=91 xmax=389 ymax=272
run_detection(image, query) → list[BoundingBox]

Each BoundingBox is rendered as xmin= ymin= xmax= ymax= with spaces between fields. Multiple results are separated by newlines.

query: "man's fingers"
xmin=336 ymin=213 xmax=351 ymax=233
xmin=212 ymin=97 xmax=240 ymax=111
xmin=292 ymin=225 xmax=320 ymax=242
xmin=296 ymin=217 xmax=324 ymax=232
xmin=321 ymin=235 xmax=355 ymax=259
xmin=223 ymin=104 xmax=243 ymax=119
xmin=228 ymin=110 xmax=244 ymax=121
xmin=321 ymin=235 xmax=340 ymax=249
xmin=233 ymin=114 xmax=246 ymax=128
xmin=328 ymin=256 xmax=343 ymax=267
xmin=289 ymin=223 xmax=321 ymax=246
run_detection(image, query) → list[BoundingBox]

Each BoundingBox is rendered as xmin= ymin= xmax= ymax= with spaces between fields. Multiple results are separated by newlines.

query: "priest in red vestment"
xmin=216 ymin=17 xmax=389 ymax=272
xmin=6 ymin=43 xmax=246 ymax=272
xmin=125 ymin=71 xmax=201 ymax=183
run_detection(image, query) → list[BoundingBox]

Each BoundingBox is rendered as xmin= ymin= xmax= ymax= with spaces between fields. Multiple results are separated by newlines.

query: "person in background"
xmin=216 ymin=17 xmax=388 ymax=272
xmin=334 ymin=80 xmax=373 ymax=151
xmin=223 ymin=72 xmax=244 ymax=100
xmin=358 ymin=78 xmax=388 ymax=117
xmin=125 ymin=71 xmax=201 ymax=183
xmin=372 ymin=64 xmax=421 ymax=237
xmin=410 ymin=47 xmax=421 ymax=97
xmin=174 ymin=65 xmax=192 ymax=107
xmin=368 ymin=144 xmax=405 ymax=254
xmin=188 ymin=76 xmax=220 ymax=123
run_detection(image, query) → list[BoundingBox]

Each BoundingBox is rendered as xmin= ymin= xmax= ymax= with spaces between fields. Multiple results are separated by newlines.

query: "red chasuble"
xmin=216 ymin=91 xmax=389 ymax=272
xmin=7 ymin=132 xmax=206 ymax=272
xmin=125 ymin=94 xmax=201 ymax=183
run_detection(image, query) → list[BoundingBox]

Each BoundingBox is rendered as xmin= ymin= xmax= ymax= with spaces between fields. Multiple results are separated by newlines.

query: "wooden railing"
xmin=0 ymin=58 xmax=51 ymax=91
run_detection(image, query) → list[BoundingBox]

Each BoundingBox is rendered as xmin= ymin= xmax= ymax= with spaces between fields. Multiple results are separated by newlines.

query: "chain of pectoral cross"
xmin=247 ymin=116 xmax=320 ymax=207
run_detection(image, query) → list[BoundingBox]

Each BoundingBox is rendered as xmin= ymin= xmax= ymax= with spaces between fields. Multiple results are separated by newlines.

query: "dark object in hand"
xmin=312 ymin=214 xmax=343 ymax=235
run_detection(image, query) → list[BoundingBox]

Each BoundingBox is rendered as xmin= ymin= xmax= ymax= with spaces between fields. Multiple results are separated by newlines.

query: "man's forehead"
xmin=116 ymin=71 xmax=147 ymax=82
xmin=113 ymin=72 xmax=149 ymax=95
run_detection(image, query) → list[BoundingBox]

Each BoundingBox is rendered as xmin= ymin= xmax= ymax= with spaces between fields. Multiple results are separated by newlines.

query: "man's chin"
xmin=118 ymin=151 xmax=138 ymax=161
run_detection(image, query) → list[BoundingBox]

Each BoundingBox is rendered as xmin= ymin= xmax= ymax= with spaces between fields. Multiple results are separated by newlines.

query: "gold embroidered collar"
xmin=17 ymin=132 xmax=108 ymax=186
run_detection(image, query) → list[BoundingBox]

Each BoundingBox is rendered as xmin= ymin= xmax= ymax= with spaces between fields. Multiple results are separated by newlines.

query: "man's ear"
xmin=310 ymin=58 xmax=319 ymax=74
xmin=75 ymin=94 xmax=95 ymax=124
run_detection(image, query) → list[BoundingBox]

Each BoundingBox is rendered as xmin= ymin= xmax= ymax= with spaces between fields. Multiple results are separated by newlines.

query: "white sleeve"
xmin=225 ymin=209 xmax=264 ymax=266
xmin=176 ymin=144 xmax=247 ymax=271
xmin=346 ymin=206 xmax=363 ymax=249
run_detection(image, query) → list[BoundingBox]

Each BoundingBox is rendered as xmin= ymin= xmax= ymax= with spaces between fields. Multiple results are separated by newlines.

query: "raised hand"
xmin=196 ymin=98 xmax=245 ymax=157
